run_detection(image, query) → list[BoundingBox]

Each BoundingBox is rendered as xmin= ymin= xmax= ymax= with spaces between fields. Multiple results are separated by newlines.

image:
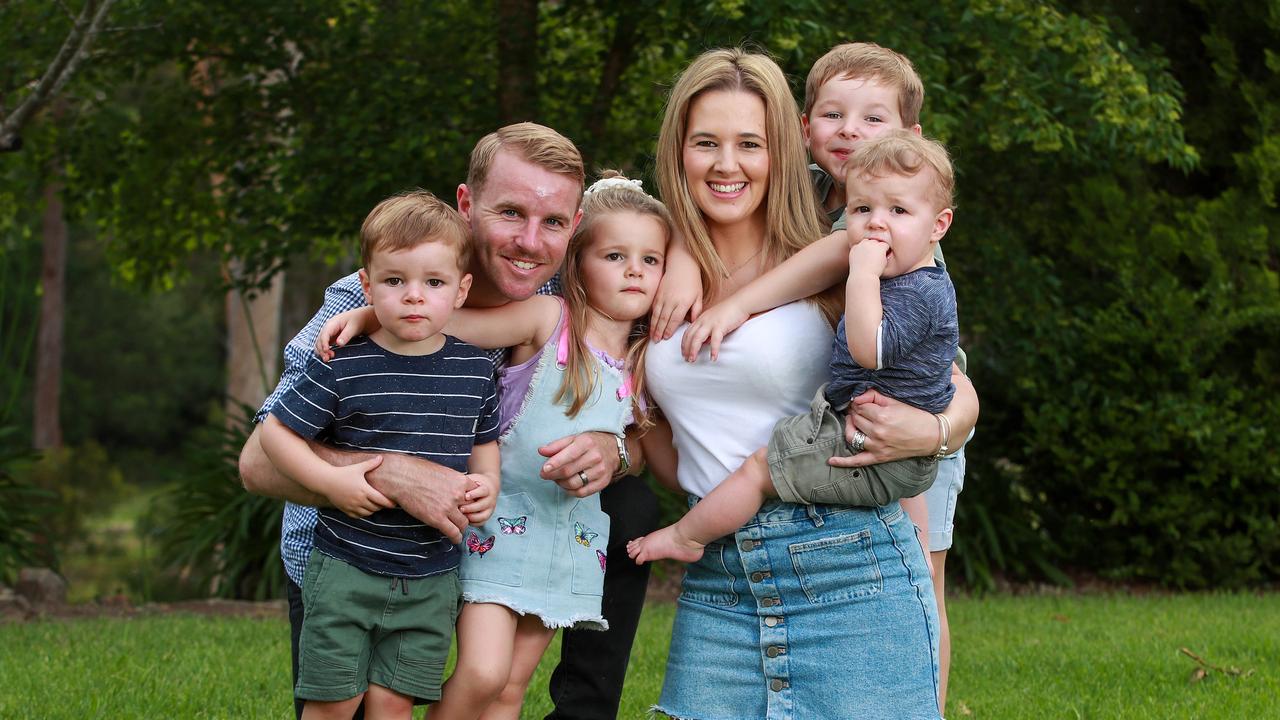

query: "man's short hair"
xmin=844 ymin=130 xmax=954 ymax=208
xmin=804 ymin=42 xmax=924 ymax=126
xmin=360 ymin=190 xmax=471 ymax=272
xmin=466 ymin=122 xmax=585 ymax=198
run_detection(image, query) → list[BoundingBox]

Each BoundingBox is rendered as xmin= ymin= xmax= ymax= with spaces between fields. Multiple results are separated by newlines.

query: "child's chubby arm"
xmin=443 ymin=295 xmax=561 ymax=356
xmin=681 ymin=228 xmax=851 ymax=361
xmin=314 ymin=295 xmax=562 ymax=359
xmin=315 ymin=306 xmax=378 ymax=361
xmin=843 ymin=238 xmax=890 ymax=369
xmin=259 ymin=414 xmax=393 ymax=518
xmin=650 ymin=231 xmax=704 ymax=341
xmin=459 ymin=441 xmax=500 ymax=525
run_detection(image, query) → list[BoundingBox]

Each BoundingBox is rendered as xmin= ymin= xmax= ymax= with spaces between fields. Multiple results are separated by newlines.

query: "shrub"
xmin=149 ymin=406 xmax=284 ymax=600
xmin=0 ymin=427 xmax=55 ymax=582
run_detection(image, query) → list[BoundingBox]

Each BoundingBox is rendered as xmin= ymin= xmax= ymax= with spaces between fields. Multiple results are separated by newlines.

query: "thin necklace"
xmin=722 ymin=244 xmax=765 ymax=278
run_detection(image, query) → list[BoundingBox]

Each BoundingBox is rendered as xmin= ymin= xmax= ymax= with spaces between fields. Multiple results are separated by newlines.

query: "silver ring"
xmin=851 ymin=430 xmax=867 ymax=454
xmin=577 ymin=470 xmax=590 ymax=488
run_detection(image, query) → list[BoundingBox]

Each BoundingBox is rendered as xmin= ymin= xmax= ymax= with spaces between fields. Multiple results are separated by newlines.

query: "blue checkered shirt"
xmin=258 ymin=271 xmax=562 ymax=586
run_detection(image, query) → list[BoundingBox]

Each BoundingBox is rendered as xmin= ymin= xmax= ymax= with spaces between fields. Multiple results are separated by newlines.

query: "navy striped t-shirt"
xmin=270 ymin=335 xmax=500 ymax=578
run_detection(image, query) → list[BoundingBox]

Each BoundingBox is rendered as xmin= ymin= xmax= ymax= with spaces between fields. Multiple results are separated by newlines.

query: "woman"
xmin=642 ymin=48 xmax=979 ymax=719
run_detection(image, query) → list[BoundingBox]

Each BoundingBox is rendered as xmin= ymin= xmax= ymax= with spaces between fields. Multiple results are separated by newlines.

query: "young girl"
xmin=315 ymin=172 xmax=671 ymax=720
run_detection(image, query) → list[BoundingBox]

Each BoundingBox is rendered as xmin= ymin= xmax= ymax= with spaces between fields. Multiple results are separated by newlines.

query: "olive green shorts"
xmin=766 ymin=384 xmax=939 ymax=507
xmin=296 ymin=551 xmax=461 ymax=703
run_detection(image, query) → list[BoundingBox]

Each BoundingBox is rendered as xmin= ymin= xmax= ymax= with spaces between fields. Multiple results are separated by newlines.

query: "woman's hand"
xmin=828 ymin=389 xmax=940 ymax=467
xmin=315 ymin=306 xmax=379 ymax=360
xmin=679 ymin=298 xmax=748 ymax=362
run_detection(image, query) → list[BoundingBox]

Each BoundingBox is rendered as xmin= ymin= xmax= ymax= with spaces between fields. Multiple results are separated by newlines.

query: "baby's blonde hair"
xmin=843 ymin=130 xmax=954 ymax=209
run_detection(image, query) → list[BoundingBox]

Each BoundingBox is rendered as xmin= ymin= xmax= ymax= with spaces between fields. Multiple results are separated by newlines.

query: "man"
xmin=239 ymin=122 xmax=659 ymax=720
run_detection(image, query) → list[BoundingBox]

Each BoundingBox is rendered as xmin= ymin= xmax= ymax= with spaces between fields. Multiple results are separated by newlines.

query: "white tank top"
xmin=645 ymin=301 xmax=834 ymax=498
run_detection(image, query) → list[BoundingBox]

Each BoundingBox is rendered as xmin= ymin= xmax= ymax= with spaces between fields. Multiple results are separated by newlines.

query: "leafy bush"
xmin=0 ymin=427 xmax=55 ymax=582
xmin=149 ymin=406 xmax=284 ymax=600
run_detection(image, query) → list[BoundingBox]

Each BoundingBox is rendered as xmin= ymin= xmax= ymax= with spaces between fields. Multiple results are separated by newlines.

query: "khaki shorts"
xmin=766 ymin=384 xmax=938 ymax=507
xmin=296 ymin=551 xmax=461 ymax=703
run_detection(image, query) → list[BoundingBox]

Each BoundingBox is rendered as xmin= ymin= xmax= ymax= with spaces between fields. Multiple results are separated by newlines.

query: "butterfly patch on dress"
xmin=498 ymin=516 xmax=527 ymax=535
xmin=596 ymin=549 xmax=607 ymax=572
xmin=574 ymin=521 xmax=599 ymax=547
xmin=466 ymin=532 xmax=495 ymax=557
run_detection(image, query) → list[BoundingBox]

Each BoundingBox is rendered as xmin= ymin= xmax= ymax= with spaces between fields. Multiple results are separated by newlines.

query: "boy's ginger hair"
xmin=360 ymin=190 xmax=471 ymax=272
xmin=804 ymin=42 xmax=924 ymax=126
xmin=844 ymin=130 xmax=954 ymax=209
xmin=466 ymin=122 xmax=585 ymax=202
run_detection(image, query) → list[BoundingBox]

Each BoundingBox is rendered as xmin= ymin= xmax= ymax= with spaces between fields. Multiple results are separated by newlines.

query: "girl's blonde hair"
xmin=655 ymin=47 xmax=838 ymax=323
xmin=556 ymin=170 xmax=673 ymax=430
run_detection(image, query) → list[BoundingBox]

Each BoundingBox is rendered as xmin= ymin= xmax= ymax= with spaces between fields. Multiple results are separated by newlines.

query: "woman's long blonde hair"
xmin=556 ymin=171 xmax=673 ymax=430
xmin=655 ymin=47 xmax=839 ymax=323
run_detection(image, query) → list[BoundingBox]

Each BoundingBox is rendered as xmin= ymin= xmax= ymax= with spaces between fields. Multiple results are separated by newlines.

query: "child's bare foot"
xmin=626 ymin=524 xmax=706 ymax=564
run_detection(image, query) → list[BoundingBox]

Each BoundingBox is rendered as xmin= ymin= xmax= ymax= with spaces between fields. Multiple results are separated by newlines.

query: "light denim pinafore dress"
xmin=458 ymin=312 xmax=628 ymax=630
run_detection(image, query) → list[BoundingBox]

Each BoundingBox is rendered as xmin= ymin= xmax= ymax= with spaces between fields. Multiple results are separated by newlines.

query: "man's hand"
xmin=680 ymin=297 xmax=749 ymax=362
xmin=539 ymin=432 xmax=620 ymax=498
xmin=354 ymin=452 xmax=471 ymax=543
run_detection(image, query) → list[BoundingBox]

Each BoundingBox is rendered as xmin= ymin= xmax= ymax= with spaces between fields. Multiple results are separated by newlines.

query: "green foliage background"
xmin=2 ymin=0 xmax=1277 ymax=593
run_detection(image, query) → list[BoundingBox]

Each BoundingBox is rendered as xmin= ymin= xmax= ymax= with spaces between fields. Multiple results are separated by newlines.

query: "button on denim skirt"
xmin=654 ymin=500 xmax=940 ymax=720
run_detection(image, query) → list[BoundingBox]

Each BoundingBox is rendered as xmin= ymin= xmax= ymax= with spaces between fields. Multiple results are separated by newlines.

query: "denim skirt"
xmin=654 ymin=500 xmax=940 ymax=720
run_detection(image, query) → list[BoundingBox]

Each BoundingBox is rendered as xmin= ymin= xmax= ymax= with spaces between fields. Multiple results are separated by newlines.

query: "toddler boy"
xmin=261 ymin=191 xmax=501 ymax=720
xmin=628 ymin=130 xmax=957 ymax=563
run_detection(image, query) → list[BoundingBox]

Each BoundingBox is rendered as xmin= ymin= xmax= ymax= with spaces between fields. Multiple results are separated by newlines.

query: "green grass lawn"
xmin=0 ymin=594 xmax=1276 ymax=719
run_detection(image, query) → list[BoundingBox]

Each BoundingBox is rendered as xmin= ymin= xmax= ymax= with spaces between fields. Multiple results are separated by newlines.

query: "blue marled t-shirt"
xmin=826 ymin=266 xmax=957 ymax=412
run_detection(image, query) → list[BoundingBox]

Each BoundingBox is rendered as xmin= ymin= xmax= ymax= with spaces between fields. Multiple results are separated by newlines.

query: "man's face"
xmin=457 ymin=150 xmax=583 ymax=304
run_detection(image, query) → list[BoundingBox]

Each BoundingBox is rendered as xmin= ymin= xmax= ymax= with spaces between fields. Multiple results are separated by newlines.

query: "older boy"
xmin=261 ymin=191 xmax=501 ymax=720
xmin=630 ymin=131 xmax=958 ymax=571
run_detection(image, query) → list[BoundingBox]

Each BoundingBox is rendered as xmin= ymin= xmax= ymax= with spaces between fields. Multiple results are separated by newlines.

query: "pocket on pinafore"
xmin=789 ymin=530 xmax=883 ymax=603
xmin=678 ymin=542 xmax=740 ymax=607
xmin=459 ymin=492 xmax=536 ymax=588
xmin=568 ymin=500 xmax=610 ymax=596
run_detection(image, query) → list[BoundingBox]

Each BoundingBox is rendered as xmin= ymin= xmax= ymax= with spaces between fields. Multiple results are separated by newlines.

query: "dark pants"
xmin=545 ymin=476 xmax=660 ymax=720
xmin=287 ymin=575 xmax=365 ymax=720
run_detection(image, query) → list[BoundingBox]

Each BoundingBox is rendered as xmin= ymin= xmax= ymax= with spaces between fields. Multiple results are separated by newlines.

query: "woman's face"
xmin=681 ymin=90 xmax=770 ymax=233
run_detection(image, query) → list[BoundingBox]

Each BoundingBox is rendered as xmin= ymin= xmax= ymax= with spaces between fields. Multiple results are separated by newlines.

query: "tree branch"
xmin=0 ymin=0 xmax=118 ymax=152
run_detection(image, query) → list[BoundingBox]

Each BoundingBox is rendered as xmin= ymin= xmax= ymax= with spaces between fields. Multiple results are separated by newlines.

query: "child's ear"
xmin=931 ymin=208 xmax=954 ymax=243
xmin=800 ymin=113 xmax=812 ymax=148
xmin=455 ymin=273 xmax=473 ymax=308
xmin=359 ymin=268 xmax=374 ymax=304
xmin=910 ymin=123 xmax=922 ymax=137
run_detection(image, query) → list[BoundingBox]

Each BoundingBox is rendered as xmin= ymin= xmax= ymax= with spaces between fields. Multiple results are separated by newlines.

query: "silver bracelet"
xmin=933 ymin=413 xmax=952 ymax=459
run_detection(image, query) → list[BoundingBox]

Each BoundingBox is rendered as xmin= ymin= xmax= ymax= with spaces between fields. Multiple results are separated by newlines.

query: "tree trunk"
xmin=33 ymin=177 xmax=67 ymax=450
xmin=496 ymin=0 xmax=539 ymax=123
xmin=582 ymin=6 xmax=643 ymax=169
xmin=224 ymin=268 xmax=284 ymax=425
